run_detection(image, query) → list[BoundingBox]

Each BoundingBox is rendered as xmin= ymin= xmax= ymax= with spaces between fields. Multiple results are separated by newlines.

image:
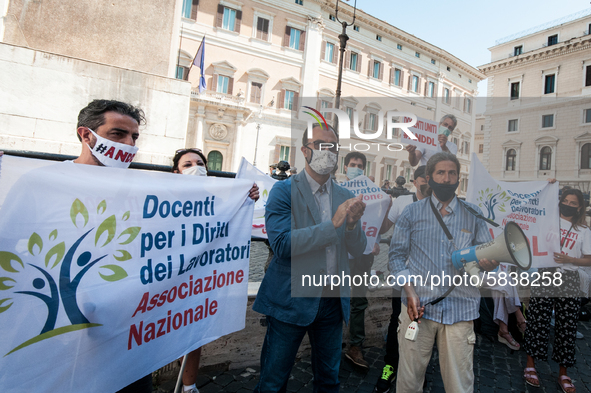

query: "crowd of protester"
xmin=9 ymin=99 xmax=590 ymax=393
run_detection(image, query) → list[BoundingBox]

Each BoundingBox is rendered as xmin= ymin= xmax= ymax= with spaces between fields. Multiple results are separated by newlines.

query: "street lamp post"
xmin=253 ymin=106 xmax=263 ymax=167
xmin=334 ymin=0 xmax=357 ymax=123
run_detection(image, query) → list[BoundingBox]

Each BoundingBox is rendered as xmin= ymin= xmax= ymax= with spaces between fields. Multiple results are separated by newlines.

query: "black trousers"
xmin=384 ymin=289 xmax=402 ymax=367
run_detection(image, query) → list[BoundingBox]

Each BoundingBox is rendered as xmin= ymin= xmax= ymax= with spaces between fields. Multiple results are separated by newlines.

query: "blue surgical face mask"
xmin=347 ymin=167 xmax=364 ymax=179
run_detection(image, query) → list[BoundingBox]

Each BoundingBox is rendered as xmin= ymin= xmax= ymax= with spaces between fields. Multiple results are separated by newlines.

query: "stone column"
xmin=232 ymin=113 xmax=244 ymax=171
xmin=301 ymin=16 xmax=325 ymax=97
xmin=195 ymin=105 xmax=205 ymax=148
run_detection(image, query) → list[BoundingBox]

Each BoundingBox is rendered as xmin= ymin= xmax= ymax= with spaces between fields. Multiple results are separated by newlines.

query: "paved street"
xmin=154 ymin=237 xmax=591 ymax=392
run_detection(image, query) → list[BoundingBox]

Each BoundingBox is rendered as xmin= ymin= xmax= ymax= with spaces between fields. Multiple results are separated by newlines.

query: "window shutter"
xmin=326 ymin=101 xmax=333 ymax=120
xmin=332 ymin=45 xmax=337 ymax=64
xmin=216 ymin=5 xmax=224 ymax=28
xmin=321 ymin=41 xmax=326 ymax=61
xmin=283 ymin=26 xmax=290 ymax=47
xmin=363 ymin=113 xmax=368 ymax=130
xmin=357 ymin=54 xmax=362 ymax=72
xmin=344 ymin=50 xmax=350 ymax=69
xmin=256 ymin=18 xmax=263 ymax=40
xmin=227 ymin=77 xmax=234 ymax=95
xmin=278 ymin=89 xmax=285 ymax=109
xmin=191 ymin=0 xmax=199 ymax=20
xmin=235 ymin=10 xmax=242 ymax=33
xmin=211 ymin=74 xmax=218 ymax=91
xmin=299 ymin=30 xmax=306 ymax=51
xmin=378 ymin=62 xmax=383 ymax=81
xmin=293 ymin=91 xmax=299 ymax=111
xmin=586 ymin=65 xmax=591 ymax=86
xmin=262 ymin=19 xmax=269 ymax=41
xmin=400 ymin=71 xmax=404 ymax=87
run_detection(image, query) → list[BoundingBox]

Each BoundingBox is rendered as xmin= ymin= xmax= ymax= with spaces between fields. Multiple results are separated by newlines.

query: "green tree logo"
xmin=475 ymin=186 xmax=511 ymax=221
xmin=0 ymin=199 xmax=141 ymax=356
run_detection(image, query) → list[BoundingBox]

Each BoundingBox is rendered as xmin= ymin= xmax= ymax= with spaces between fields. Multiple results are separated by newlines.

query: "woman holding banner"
xmin=523 ymin=189 xmax=591 ymax=393
xmin=171 ymin=148 xmax=259 ymax=393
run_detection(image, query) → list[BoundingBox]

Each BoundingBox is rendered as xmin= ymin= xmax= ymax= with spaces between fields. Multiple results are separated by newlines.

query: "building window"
xmin=464 ymin=98 xmax=472 ymax=113
xmin=586 ymin=65 xmax=591 ymax=87
xmin=544 ymin=74 xmax=555 ymax=94
xmin=250 ymin=82 xmax=262 ymax=103
xmin=320 ymin=100 xmax=333 ymax=120
xmin=324 ymin=42 xmax=335 ymax=62
xmin=463 ymin=141 xmax=470 ymax=155
xmin=510 ymin=82 xmax=520 ymax=100
xmin=547 ymin=34 xmax=558 ymax=46
xmin=217 ymin=75 xmax=230 ymax=94
xmin=345 ymin=106 xmax=354 ymax=120
xmin=393 ymin=69 xmax=402 ymax=86
xmin=453 ymin=137 xmax=459 ymax=146
xmin=428 ymin=82 xmax=435 ymax=97
xmin=329 ymin=14 xmax=336 ymax=21
xmin=443 ymin=88 xmax=450 ymax=104
xmin=376 ymin=34 xmax=382 ymax=41
xmin=373 ymin=61 xmax=381 ymax=79
xmin=481 ymin=125 xmax=484 ymax=130
xmin=289 ymin=28 xmax=302 ymax=50
xmin=256 ymin=17 xmax=270 ymax=41
xmin=411 ymin=75 xmax=419 ymax=93
xmin=182 ymin=0 xmax=199 ymax=19
xmin=479 ymin=144 xmax=484 ymax=153
xmin=349 ymin=52 xmax=358 ymax=71
xmin=295 ymin=0 xmax=303 ymax=5
xmin=284 ymin=90 xmax=295 ymax=110
xmin=367 ymin=113 xmax=378 ymax=131
xmin=542 ymin=114 xmax=554 ymax=128
xmin=385 ymin=164 xmax=392 ymax=181
xmin=431 ymin=59 xmax=436 ymax=65
xmin=415 ymin=52 xmax=420 ymax=58
xmin=366 ymin=161 xmax=372 ymax=177
xmin=207 ymin=150 xmax=223 ymax=171
xmin=397 ymin=44 xmax=402 ymax=50
xmin=581 ymin=143 xmax=591 ymax=169
xmin=446 ymin=66 xmax=451 ymax=71
xmin=585 ymin=109 xmax=591 ymax=123
xmin=514 ymin=45 xmax=522 ymax=56
xmin=175 ymin=66 xmax=189 ymax=80
xmin=353 ymin=25 xmax=360 ymax=32
xmin=279 ymin=146 xmax=290 ymax=162
xmin=539 ymin=146 xmax=552 ymax=170
xmin=222 ymin=7 xmax=237 ymax=31
xmin=506 ymin=149 xmax=516 ymax=171
xmin=508 ymin=119 xmax=518 ymax=132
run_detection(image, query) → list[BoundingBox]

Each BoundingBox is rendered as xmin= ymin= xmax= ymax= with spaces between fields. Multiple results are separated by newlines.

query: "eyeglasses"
xmin=305 ymin=140 xmax=339 ymax=153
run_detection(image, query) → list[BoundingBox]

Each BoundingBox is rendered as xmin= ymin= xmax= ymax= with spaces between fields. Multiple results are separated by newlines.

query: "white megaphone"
xmin=451 ymin=221 xmax=532 ymax=281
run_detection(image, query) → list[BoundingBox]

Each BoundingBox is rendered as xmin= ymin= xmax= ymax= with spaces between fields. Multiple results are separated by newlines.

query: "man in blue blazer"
xmin=253 ymin=124 xmax=367 ymax=392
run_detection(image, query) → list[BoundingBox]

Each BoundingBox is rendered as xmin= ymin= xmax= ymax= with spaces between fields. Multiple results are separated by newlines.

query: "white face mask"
xmin=182 ymin=165 xmax=208 ymax=176
xmin=87 ymin=128 xmax=138 ymax=169
xmin=307 ymin=149 xmax=337 ymax=175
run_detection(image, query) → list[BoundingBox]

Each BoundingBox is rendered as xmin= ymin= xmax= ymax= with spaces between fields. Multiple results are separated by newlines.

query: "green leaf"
xmin=0 ymin=277 xmax=16 ymax=290
xmin=45 ymin=242 xmax=66 ymax=268
xmin=262 ymin=189 xmax=268 ymax=198
xmin=117 ymin=227 xmax=141 ymax=245
xmin=122 ymin=211 xmax=130 ymax=221
xmin=49 ymin=229 xmax=58 ymax=241
xmin=28 ymin=233 xmax=43 ymax=256
xmin=0 ymin=298 xmax=12 ymax=313
xmin=95 ymin=215 xmax=117 ymax=247
xmin=70 ymin=199 xmax=89 ymax=228
xmin=499 ymin=207 xmax=506 ymax=212
xmin=114 ymin=250 xmax=132 ymax=262
xmin=0 ymin=252 xmax=23 ymax=273
xmin=99 ymin=265 xmax=128 ymax=282
xmin=97 ymin=200 xmax=107 ymax=215
xmin=499 ymin=191 xmax=506 ymax=198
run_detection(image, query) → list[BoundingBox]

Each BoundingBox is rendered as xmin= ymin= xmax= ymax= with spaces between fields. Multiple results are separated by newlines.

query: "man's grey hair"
xmin=425 ymin=152 xmax=461 ymax=178
xmin=439 ymin=114 xmax=457 ymax=131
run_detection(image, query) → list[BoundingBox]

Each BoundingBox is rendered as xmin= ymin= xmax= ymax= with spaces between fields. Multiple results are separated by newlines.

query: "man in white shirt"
xmin=406 ymin=114 xmax=458 ymax=167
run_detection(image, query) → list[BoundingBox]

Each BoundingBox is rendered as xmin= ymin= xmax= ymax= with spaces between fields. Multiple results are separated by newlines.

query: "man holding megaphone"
xmin=390 ymin=152 xmax=499 ymax=393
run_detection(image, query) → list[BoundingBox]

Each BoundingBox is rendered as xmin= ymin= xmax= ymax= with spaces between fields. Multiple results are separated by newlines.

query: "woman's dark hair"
xmin=559 ymin=188 xmax=587 ymax=229
xmin=171 ymin=148 xmax=208 ymax=173
xmin=77 ymin=100 xmax=145 ymax=141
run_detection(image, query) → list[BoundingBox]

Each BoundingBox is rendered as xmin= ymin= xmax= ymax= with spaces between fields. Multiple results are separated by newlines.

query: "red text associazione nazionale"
xmin=128 ymin=269 xmax=244 ymax=349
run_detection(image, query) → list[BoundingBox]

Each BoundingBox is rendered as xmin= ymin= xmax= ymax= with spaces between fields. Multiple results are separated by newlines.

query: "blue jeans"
xmin=254 ymin=297 xmax=343 ymax=393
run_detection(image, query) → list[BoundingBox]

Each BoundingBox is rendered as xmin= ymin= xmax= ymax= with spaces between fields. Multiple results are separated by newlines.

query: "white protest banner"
xmin=340 ymin=176 xmax=390 ymax=254
xmin=236 ymin=157 xmax=277 ymax=239
xmin=399 ymin=115 xmax=440 ymax=151
xmin=466 ymin=154 xmax=560 ymax=268
xmin=0 ymin=155 xmax=254 ymax=393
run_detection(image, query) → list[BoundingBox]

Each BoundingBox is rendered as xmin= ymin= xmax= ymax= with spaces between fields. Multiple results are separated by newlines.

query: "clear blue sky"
xmin=355 ymin=0 xmax=591 ymax=104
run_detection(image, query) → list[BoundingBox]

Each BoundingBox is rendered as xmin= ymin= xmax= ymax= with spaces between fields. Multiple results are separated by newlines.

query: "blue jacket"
xmin=252 ymin=170 xmax=367 ymax=326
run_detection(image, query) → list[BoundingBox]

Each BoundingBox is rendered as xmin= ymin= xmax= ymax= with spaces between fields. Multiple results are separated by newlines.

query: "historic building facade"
xmin=479 ymin=9 xmax=591 ymax=190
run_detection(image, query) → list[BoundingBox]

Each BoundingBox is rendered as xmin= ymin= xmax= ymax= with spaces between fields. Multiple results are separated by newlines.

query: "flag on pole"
xmin=191 ymin=37 xmax=206 ymax=93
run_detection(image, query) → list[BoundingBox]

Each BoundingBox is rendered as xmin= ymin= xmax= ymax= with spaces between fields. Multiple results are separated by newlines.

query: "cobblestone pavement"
xmin=156 ymin=316 xmax=591 ymax=392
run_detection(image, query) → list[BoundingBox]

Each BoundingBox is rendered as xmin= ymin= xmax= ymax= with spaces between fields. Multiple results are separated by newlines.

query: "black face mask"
xmin=428 ymin=178 xmax=459 ymax=202
xmin=559 ymin=203 xmax=579 ymax=218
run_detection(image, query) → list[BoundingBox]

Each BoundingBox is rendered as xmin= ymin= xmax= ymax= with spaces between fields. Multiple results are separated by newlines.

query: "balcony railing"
xmin=191 ymin=89 xmax=246 ymax=105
